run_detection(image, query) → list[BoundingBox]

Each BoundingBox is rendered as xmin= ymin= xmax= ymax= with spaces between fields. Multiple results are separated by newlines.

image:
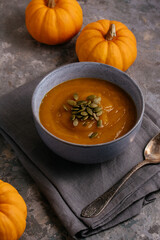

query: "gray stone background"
xmin=0 ymin=0 xmax=160 ymax=239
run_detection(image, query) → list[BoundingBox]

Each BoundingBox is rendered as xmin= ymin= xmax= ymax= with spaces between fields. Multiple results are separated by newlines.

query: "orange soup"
xmin=39 ymin=78 xmax=137 ymax=144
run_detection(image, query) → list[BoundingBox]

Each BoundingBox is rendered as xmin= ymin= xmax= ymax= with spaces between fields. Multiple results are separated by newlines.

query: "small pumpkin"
xmin=76 ymin=20 xmax=137 ymax=71
xmin=25 ymin=0 xmax=83 ymax=45
xmin=0 ymin=180 xmax=27 ymax=240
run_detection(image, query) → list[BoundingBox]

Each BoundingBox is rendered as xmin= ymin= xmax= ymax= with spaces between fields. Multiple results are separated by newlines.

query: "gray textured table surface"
xmin=0 ymin=0 xmax=160 ymax=239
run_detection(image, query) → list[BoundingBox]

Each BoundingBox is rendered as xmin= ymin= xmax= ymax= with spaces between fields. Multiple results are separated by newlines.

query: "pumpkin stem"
xmin=48 ymin=0 xmax=56 ymax=8
xmin=105 ymin=24 xmax=116 ymax=40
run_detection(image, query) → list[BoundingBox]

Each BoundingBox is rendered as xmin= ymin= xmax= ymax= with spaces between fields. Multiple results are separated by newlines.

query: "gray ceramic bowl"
xmin=32 ymin=62 xmax=144 ymax=164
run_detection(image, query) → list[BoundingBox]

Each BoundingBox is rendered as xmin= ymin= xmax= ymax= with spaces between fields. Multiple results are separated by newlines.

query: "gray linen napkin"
xmin=0 ymin=77 xmax=160 ymax=239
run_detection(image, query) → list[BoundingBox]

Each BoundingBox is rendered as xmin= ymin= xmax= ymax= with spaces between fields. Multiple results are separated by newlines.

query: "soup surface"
xmin=39 ymin=78 xmax=137 ymax=144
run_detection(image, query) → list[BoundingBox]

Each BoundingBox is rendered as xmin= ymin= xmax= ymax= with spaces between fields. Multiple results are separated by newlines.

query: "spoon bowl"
xmin=144 ymin=133 xmax=160 ymax=161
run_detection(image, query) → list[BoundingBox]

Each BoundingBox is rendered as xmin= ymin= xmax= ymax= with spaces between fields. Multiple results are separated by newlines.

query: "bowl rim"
xmin=32 ymin=62 xmax=145 ymax=148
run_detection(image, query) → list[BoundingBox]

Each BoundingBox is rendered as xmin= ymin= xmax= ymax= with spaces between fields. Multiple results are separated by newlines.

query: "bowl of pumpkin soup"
xmin=32 ymin=62 xmax=144 ymax=164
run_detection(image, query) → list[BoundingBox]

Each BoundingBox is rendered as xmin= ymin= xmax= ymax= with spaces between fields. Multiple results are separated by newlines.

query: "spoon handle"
xmin=81 ymin=160 xmax=150 ymax=218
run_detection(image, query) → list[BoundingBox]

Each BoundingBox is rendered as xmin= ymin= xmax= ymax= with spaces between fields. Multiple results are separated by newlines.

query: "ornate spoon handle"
xmin=81 ymin=160 xmax=150 ymax=218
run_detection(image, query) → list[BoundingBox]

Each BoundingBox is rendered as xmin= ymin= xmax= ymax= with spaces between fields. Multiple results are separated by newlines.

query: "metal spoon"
xmin=81 ymin=132 xmax=160 ymax=218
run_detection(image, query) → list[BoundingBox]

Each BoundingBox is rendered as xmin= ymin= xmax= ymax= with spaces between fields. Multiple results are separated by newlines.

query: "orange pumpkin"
xmin=0 ymin=180 xmax=27 ymax=240
xmin=25 ymin=0 xmax=83 ymax=45
xmin=76 ymin=20 xmax=137 ymax=71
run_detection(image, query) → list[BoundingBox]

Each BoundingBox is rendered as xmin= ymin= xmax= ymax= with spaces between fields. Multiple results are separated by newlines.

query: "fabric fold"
xmin=0 ymin=78 xmax=160 ymax=238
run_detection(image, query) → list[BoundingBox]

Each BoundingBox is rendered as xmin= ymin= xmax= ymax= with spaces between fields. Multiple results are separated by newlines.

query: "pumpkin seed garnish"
xmin=87 ymin=95 xmax=96 ymax=100
xmin=77 ymin=107 xmax=86 ymax=113
xmin=67 ymin=100 xmax=77 ymax=106
xmin=88 ymin=132 xmax=93 ymax=137
xmin=83 ymin=115 xmax=89 ymax=121
xmin=94 ymin=107 xmax=102 ymax=112
xmin=97 ymin=119 xmax=103 ymax=128
xmin=89 ymin=132 xmax=98 ymax=138
xmin=73 ymin=118 xmax=79 ymax=126
xmin=90 ymin=103 xmax=98 ymax=108
xmin=77 ymin=115 xmax=83 ymax=119
xmin=90 ymin=116 xmax=94 ymax=120
xmin=73 ymin=93 xmax=79 ymax=101
xmin=71 ymin=115 xmax=76 ymax=121
xmin=63 ymin=104 xmax=68 ymax=111
xmin=71 ymin=111 xmax=78 ymax=115
xmin=81 ymin=111 xmax=88 ymax=116
xmin=96 ymin=110 xmax=103 ymax=116
xmin=86 ymin=107 xmax=93 ymax=116
xmin=93 ymin=97 xmax=101 ymax=104
xmin=82 ymin=122 xmax=87 ymax=126
xmin=64 ymin=93 xmax=104 ymax=137
xmin=82 ymin=100 xmax=88 ymax=105
xmin=71 ymin=107 xmax=79 ymax=111
xmin=93 ymin=112 xmax=99 ymax=121
xmin=77 ymin=100 xmax=87 ymax=105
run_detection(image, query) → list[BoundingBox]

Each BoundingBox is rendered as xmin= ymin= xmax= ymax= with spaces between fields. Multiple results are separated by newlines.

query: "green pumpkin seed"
xmin=71 ymin=107 xmax=80 ymax=111
xmin=93 ymin=113 xmax=99 ymax=121
xmin=86 ymin=107 xmax=93 ymax=115
xmin=93 ymin=97 xmax=101 ymax=104
xmin=73 ymin=118 xmax=78 ymax=126
xmin=82 ymin=101 xmax=88 ymax=106
xmin=90 ymin=116 xmax=94 ymax=120
xmin=97 ymin=119 xmax=103 ymax=128
xmin=90 ymin=103 xmax=98 ymax=108
xmin=94 ymin=107 xmax=102 ymax=112
xmin=77 ymin=100 xmax=88 ymax=105
xmin=87 ymin=95 xmax=96 ymax=100
xmin=88 ymin=132 xmax=93 ymax=137
xmin=77 ymin=107 xmax=86 ymax=113
xmin=73 ymin=93 xmax=79 ymax=101
xmin=87 ymin=100 xmax=92 ymax=105
xmin=77 ymin=115 xmax=83 ymax=119
xmin=83 ymin=115 xmax=89 ymax=121
xmin=81 ymin=111 xmax=88 ymax=116
xmin=63 ymin=104 xmax=68 ymax=111
xmin=67 ymin=100 xmax=77 ymax=106
xmin=77 ymin=101 xmax=83 ymax=105
xmin=96 ymin=110 xmax=103 ymax=116
xmin=72 ymin=111 xmax=78 ymax=115
xmin=89 ymin=132 xmax=98 ymax=138
xmin=71 ymin=115 xmax=76 ymax=121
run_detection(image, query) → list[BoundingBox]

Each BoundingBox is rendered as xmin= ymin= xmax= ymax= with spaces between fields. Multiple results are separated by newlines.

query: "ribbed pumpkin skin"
xmin=0 ymin=180 xmax=27 ymax=240
xmin=76 ymin=20 xmax=137 ymax=71
xmin=25 ymin=0 xmax=83 ymax=45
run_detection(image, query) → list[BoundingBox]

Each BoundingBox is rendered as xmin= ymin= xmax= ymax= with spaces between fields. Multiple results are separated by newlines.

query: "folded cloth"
xmin=0 ymin=77 xmax=160 ymax=239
